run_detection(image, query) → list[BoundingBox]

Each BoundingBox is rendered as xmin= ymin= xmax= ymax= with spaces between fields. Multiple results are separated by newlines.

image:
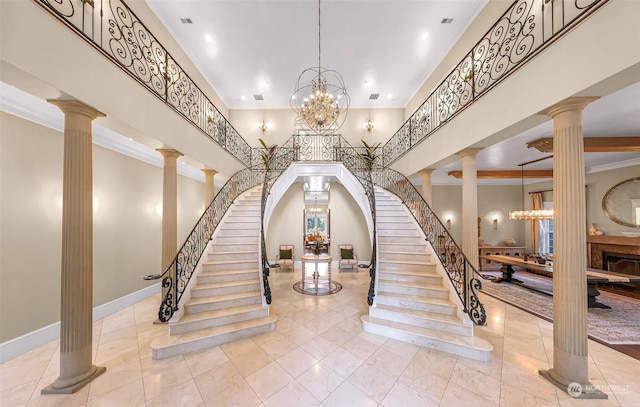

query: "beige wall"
xmin=265 ymin=182 xmax=371 ymax=264
xmin=431 ymin=185 xmax=525 ymax=250
xmin=0 ymin=112 xmax=203 ymax=342
xmin=524 ymin=164 xmax=640 ymax=242
xmin=229 ymin=108 xmax=404 ymax=150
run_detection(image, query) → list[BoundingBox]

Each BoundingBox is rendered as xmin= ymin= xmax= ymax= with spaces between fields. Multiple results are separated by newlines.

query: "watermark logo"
xmin=567 ymin=382 xmax=583 ymax=398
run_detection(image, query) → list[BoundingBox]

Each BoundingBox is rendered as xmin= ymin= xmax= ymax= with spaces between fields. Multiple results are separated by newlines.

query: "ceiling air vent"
xmin=441 ymin=18 xmax=453 ymax=24
xmin=253 ymin=94 xmax=264 ymax=101
xmin=180 ymin=18 xmax=193 ymax=24
xmin=369 ymin=93 xmax=380 ymax=100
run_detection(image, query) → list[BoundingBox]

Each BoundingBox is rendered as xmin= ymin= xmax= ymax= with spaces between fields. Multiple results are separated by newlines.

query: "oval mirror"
xmin=602 ymin=177 xmax=640 ymax=228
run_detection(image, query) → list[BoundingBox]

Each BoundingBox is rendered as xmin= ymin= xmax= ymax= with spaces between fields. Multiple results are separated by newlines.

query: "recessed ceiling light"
xmin=240 ymin=95 xmax=246 ymax=100
xmin=421 ymin=32 xmax=429 ymax=40
xmin=204 ymin=34 xmax=212 ymax=43
xmin=387 ymin=94 xmax=393 ymax=99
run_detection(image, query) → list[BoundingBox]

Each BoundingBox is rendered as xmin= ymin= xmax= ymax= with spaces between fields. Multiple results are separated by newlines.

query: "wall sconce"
xmin=493 ymin=218 xmax=498 ymax=229
xmin=258 ymin=120 xmax=268 ymax=134
xmin=364 ymin=119 xmax=374 ymax=133
xmin=446 ymin=218 xmax=451 ymax=229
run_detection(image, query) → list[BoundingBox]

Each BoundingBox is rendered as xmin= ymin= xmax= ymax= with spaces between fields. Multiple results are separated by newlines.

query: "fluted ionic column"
xmin=418 ymin=168 xmax=434 ymax=207
xmin=458 ymin=148 xmax=481 ymax=308
xmin=201 ymin=169 xmax=217 ymax=209
xmin=157 ymin=149 xmax=183 ymax=308
xmin=539 ymin=97 xmax=606 ymax=399
xmin=42 ymin=100 xmax=105 ymax=394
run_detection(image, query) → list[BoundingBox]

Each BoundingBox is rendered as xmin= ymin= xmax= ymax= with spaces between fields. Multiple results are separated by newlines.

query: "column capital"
xmin=201 ymin=169 xmax=218 ymax=176
xmin=48 ymin=99 xmax=105 ymax=120
xmin=418 ymin=168 xmax=435 ymax=176
xmin=156 ymin=148 xmax=184 ymax=160
xmin=540 ymin=97 xmax=599 ymax=119
xmin=457 ymin=148 xmax=483 ymax=158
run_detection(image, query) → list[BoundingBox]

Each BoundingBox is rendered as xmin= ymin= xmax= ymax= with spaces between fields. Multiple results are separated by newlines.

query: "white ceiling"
xmin=146 ymin=0 xmax=487 ymax=109
xmin=146 ymin=0 xmax=640 ymax=185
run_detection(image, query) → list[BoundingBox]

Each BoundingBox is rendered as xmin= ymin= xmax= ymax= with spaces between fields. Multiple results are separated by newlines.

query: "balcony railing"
xmin=34 ymin=0 xmax=252 ymax=167
xmin=382 ymin=0 xmax=609 ymax=166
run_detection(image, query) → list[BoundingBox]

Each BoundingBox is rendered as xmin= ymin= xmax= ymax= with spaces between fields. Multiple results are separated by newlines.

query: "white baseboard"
xmin=0 ymin=283 xmax=160 ymax=363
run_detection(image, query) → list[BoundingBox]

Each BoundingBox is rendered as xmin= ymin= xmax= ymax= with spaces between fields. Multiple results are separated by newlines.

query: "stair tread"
xmin=175 ymin=304 xmax=266 ymax=324
xmin=378 ymin=279 xmax=448 ymax=291
xmin=192 ymin=279 xmax=260 ymax=290
xmin=186 ymin=291 xmax=261 ymax=305
xmin=377 ymin=291 xmax=454 ymax=307
xmin=205 ymin=259 xmax=258 ymax=265
xmin=209 ymin=250 xmax=258 ymax=255
xmin=152 ymin=315 xmax=277 ymax=348
xmin=380 ymin=250 xmax=428 ymax=255
xmin=373 ymin=304 xmax=464 ymax=325
xmin=200 ymin=269 xmax=258 ymax=276
xmin=361 ymin=316 xmax=491 ymax=350
xmin=379 ymin=259 xmax=435 ymax=266
xmin=379 ymin=269 xmax=440 ymax=277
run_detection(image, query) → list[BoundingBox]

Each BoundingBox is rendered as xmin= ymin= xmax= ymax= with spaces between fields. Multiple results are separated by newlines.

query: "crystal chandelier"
xmin=291 ymin=0 xmax=349 ymax=134
xmin=508 ymin=159 xmax=554 ymax=220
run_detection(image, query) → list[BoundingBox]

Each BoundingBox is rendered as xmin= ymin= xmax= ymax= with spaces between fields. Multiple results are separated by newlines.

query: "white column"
xmin=458 ymin=148 xmax=481 ymax=308
xmin=418 ymin=168 xmax=434 ymax=206
xmin=157 ymin=149 xmax=183 ymax=306
xmin=539 ymin=97 xmax=606 ymax=399
xmin=201 ymin=169 xmax=217 ymax=209
xmin=42 ymin=100 xmax=106 ymax=394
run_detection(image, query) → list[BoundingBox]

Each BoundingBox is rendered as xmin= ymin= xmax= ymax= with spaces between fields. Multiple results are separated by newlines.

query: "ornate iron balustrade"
xmin=372 ymin=168 xmax=486 ymax=325
xmin=34 ymin=0 xmax=252 ymax=167
xmin=382 ymin=0 xmax=609 ymax=166
xmin=158 ymin=168 xmax=260 ymax=322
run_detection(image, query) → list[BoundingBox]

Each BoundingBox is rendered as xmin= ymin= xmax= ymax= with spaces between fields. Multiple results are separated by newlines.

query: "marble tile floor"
xmin=2 ymin=270 xmax=640 ymax=407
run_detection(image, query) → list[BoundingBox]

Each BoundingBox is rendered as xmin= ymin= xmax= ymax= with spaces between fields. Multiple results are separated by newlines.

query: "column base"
xmin=41 ymin=365 xmax=106 ymax=395
xmin=539 ymin=369 xmax=607 ymax=399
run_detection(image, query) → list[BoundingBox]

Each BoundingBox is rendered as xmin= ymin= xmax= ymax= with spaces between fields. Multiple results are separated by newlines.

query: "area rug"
xmin=479 ymin=272 xmax=640 ymax=345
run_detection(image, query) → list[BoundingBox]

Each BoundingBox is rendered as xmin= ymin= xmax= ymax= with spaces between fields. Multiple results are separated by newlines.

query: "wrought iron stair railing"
xmin=34 ymin=0 xmax=253 ymax=167
xmin=382 ymin=0 xmax=609 ymax=167
xmin=372 ymin=167 xmax=486 ymax=325
xmin=156 ymin=168 xmax=260 ymax=322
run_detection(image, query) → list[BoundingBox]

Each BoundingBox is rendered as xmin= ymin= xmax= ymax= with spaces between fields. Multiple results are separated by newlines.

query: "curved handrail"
xmin=372 ymin=167 xmax=486 ymax=325
xmin=34 ymin=0 xmax=253 ymax=167
xmin=381 ymin=0 xmax=608 ymax=167
xmin=156 ymin=168 xmax=260 ymax=322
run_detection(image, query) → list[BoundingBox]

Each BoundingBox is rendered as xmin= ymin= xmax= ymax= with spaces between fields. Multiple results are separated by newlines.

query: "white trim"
xmin=0 ymin=283 xmax=160 ymax=363
xmin=586 ymin=157 xmax=640 ymax=174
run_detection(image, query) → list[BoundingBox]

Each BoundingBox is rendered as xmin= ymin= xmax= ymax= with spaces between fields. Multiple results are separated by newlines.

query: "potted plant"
xmin=359 ymin=139 xmax=380 ymax=171
xmin=258 ymin=138 xmax=277 ymax=171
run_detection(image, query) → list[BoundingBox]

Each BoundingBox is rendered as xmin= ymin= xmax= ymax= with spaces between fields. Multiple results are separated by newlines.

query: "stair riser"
xmin=185 ymin=296 xmax=262 ymax=314
xmin=191 ymin=282 xmax=260 ymax=298
xmin=379 ymin=243 xmax=425 ymax=253
xmin=375 ymin=296 xmax=456 ymax=315
xmin=377 ymin=229 xmax=420 ymax=237
xmin=377 ymin=283 xmax=449 ymax=299
xmin=218 ymin=229 xmax=259 ymax=236
xmin=229 ymin=210 xmax=261 ymax=217
xmin=361 ymin=320 xmax=489 ymax=362
xmin=169 ymin=308 xmax=269 ymax=335
xmin=377 ymin=223 xmax=415 ymax=230
xmin=198 ymin=272 xmax=258 ymax=284
xmin=203 ymin=261 xmax=258 ymax=272
xmin=378 ymin=236 xmax=423 ymax=245
xmin=379 ymin=261 xmax=435 ymax=272
xmin=222 ymin=222 xmax=261 ymax=229
xmin=378 ymin=272 xmax=441 ymax=285
xmin=225 ymin=216 xmax=261 ymax=222
xmin=369 ymin=308 xmax=472 ymax=337
xmin=214 ymin=236 xmax=259 ymax=244
xmin=208 ymin=251 xmax=258 ymax=261
xmin=380 ymin=252 xmax=431 ymax=262
xmin=210 ymin=243 xmax=258 ymax=253
xmin=153 ymin=320 xmax=276 ymax=360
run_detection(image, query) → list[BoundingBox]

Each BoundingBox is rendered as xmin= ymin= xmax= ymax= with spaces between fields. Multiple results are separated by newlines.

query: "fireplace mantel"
xmin=587 ymin=235 xmax=640 ymax=269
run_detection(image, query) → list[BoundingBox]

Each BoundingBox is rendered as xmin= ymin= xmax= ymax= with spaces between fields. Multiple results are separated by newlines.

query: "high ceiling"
xmin=146 ymin=0 xmax=640 ymax=185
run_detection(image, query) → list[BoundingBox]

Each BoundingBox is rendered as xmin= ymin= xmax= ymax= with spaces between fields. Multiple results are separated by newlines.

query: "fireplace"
xmin=587 ymin=235 xmax=640 ymax=298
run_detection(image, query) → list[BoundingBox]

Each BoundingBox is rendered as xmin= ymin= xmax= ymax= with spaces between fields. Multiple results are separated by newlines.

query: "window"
xmin=538 ymin=201 xmax=554 ymax=254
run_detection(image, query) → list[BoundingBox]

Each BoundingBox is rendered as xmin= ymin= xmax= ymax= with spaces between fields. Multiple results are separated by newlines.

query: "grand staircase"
xmin=361 ymin=188 xmax=493 ymax=361
xmin=151 ymin=187 xmax=277 ymax=359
